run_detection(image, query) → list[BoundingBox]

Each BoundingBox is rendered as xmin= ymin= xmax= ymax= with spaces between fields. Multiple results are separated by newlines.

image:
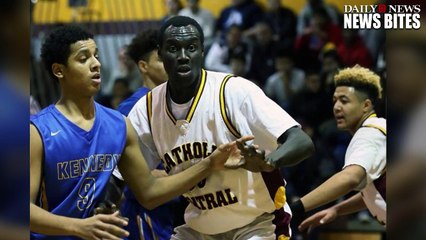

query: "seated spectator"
xmin=229 ymin=52 xmax=251 ymax=79
xmin=263 ymin=0 xmax=297 ymax=49
xmin=297 ymin=0 xmax=340 ymax=36
xmin=179 ymin=0 xmax=215 ymax=46
xmin=289 ymin=71 xmax=333 ymax=136
xmin=263 ymin=48 xmax=305 ymax=109
xmin=320 ymin=48 xmax=343 ymax=94
xmin=295 ymin=7 xmax=342 ymax=71
xmin=162 ymin=0 xmax=183 ymax=22
xmin=248 ymin=21 xmax=280 ymax=86
xmin=215 ymin=0 xmax=264 ymax=38
xmin=205 ymin=25 xmax=250 ymax=73
xmin=97 ymin=77 xmax=133 ymax=109
xmin=337 ymin=29 xmax=373 ymax=68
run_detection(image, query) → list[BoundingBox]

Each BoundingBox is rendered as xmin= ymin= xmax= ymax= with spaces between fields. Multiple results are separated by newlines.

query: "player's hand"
xmin=75 ymin=211 xmax=129 ymax=240
xmin=92 ymin=201 xmax=118 ymax=215
xmin=298 ymin=208 xmax=338 ymax=234
xmin=208 ymin=135 xmax=255 ymax=170
xmin=235 ymin=140 xmax=275 ymax=172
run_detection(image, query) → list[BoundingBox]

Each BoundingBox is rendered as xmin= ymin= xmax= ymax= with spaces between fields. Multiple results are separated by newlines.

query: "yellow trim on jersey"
xmin=185 ymin=69 xmax=207 ymax=122
xmin=165 ymin=100 xmax=177 ymax=124
xmin=278 ymin=235 xmax=290 ymax=240
xmin=144 ymin=213 xmax=159 ymax=240
xmin=363 ymin=124 xmax=387 ymax=135
xmin=165 ymin=69 xmax=207 ymax=125
xmin=220 ymin=74 xmax=242 ymax=138
xmin=147 ymin=91 xmax=153 ymax=131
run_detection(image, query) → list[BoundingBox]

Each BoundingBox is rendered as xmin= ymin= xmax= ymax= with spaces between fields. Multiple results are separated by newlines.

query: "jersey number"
xmin=77 ymin=177 xmax=96 ymax=211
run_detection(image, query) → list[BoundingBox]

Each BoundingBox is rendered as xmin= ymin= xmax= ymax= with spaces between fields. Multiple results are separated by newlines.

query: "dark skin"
xmin=159 ymin=25 xmax=204 ymax=104
xmin=157 ymin=23 xmax=314 ymax=172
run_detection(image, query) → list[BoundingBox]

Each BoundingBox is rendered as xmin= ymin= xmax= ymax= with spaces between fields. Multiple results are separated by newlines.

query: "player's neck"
xmin=56 ymin=95 xmax=96 ymax=120
xmin=168 ymin=79 xmax=199 ymax=104
xmin=143 ymin=76 xmax=157 ymax=90
xmin=352 ymin=110 xmax=376 ymax=135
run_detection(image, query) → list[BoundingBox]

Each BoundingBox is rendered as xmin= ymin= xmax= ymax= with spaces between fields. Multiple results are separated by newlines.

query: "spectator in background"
xmin=289 ymin=71 xmax=333 ymax=137
xmin=263 ymin=48 xmax=305 ymax=110
xmin=215 ymin=0 xmax=263 ymax=38
xmin=295 ymin=7 xmax=342 ymax=71
xmin=229 ymin=52 xmax=250 ymax=79
xmin=320 ymin=48 xmax=342 ymax=94
xmin=205 ymin=24 xmax=249 ymax=73
xmin=179 ymin=0 xmax=215 ymax=47
xmin=248 ymin=21 xmax=279 ymax=87
xmin=297 ymin=0 xmax=340 ymax=36
xmin=97 ymin=77 xmax=133 ymax=109
xmin=162 ymin=0 xmax=183 ymax=22
xmin=103 ymin=45 xmax=143 ymax=95
xmin=337 ymin=29 xmax=373 ymax=68
xmin=263 ymin=0 xmax=297 ymax=49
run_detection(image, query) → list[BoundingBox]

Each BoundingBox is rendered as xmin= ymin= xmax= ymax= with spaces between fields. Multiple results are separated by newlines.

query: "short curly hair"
xmin=127 ymin=28 xmax=159 ymax=64
xmin=40 ymin=25 xmax=93 ymax=81
xmin=334 ymin=64 xmax=383 ymax=104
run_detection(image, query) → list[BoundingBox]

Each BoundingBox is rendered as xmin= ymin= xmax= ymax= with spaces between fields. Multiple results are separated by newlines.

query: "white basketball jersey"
xmin=344 ymin=115 xmax=386 ymax=225
xmin=128 ymin=69 xmax=299 ymax=236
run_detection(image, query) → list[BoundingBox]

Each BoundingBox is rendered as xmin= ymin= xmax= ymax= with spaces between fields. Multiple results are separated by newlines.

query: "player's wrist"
xmin=290 ymin=199 xmax=306 ymax=216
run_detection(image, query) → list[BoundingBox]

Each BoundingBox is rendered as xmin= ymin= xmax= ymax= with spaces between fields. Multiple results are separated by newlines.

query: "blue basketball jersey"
xmin=30 ymin=103 xmax=126 ymax=240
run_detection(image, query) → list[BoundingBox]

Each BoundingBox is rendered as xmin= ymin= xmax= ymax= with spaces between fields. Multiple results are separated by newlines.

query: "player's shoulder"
xmin=30 ymin=104 xmax=56 ymax=123
xmin=360 ymin=116 xmax=387 ymax=136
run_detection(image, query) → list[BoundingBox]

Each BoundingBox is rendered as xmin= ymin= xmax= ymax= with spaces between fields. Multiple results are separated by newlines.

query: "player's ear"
xmin=138 ymin=60 xmax=148 ymax=74
xmin=363 ymin=98 xmax=373 ymax=112
xmin=52 ymin=63 xmax=63 ymax=79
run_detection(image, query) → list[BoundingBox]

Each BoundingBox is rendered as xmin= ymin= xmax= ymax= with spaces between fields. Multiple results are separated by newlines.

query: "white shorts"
xmin=171 ymin=213 xmax=281 ymax=240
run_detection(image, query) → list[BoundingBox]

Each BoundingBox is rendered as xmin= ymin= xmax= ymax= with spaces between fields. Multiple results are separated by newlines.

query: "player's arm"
xmin=119 ymin=118 xmax=250 ymax=210
xmin=291 ymin=165 xmax=366 ymax=214
xmin=298 ymin=193 xmax=366 ymax=232
xmin=30 ymin=125 xmax=129 ymax=239
xmin=266 ymin=126 xmax=315 ymax=168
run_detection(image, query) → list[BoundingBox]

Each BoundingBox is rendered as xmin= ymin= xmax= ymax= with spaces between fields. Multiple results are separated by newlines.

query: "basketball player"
xmin=293 ymin=65 xmax=386 ymax=232
xmin=125 ymin=16 xmax=315 ymax=240
xmin=30 ymin=25 xmax=251 ymax=240
xmin=117 ymin=28 xmax=184 ymax=240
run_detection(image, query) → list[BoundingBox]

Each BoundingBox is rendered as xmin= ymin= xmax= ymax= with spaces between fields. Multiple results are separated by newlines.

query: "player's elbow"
xmin=300 ymin=134 xmax=315 ymax=159
xmin=136 ymin=194 xmax=158 ymax=210
xmin=340 ymin=166 xmax=366 ymax=190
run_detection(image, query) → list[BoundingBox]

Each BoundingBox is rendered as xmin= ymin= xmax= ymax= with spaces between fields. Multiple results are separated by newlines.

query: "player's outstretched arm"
xmin=119 ymin=118 xmax=251 ymax=210
xmin=298 ymin=193 xmax=366 ymax=233
xmin=30 ymin=125 xmax=129 ymax=240
xmin=291 ymin=165 xmax=366 ymax=216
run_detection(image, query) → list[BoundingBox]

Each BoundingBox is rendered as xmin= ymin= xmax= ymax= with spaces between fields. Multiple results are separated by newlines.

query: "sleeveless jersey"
xmin=344 ymin=115 xmax=386 ymax=225
xmin=128 ymin=69 xmax=300 ymax=237
xmin=30 ymin=103 xmax=126 ymax=240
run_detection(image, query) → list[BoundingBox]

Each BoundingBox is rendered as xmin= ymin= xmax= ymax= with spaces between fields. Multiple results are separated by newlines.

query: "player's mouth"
xmin=177 ymin=65 xmax=191 ymax=75
xmin=335 ymin=115 xmax=345 ymax=124
xmin=91 ymin=73 xmax=101 ymax=83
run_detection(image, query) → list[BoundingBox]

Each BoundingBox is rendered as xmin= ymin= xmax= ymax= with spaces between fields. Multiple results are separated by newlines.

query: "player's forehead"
xmin=164 ymin=25 xmax=200 ymax=43
xmin=69 ymin=39 xmax=97 ymax=56
xmin=334 ymin=86 xmax=356 ymax=98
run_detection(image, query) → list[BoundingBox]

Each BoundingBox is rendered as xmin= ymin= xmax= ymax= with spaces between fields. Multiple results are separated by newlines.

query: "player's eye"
xmin=79 ymin=57 xmax=87 ymax=63
xmin=188 ymin=44 xmax=197 ymax=52
xmin=168 ymin=45 xmax=177 ymax=53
